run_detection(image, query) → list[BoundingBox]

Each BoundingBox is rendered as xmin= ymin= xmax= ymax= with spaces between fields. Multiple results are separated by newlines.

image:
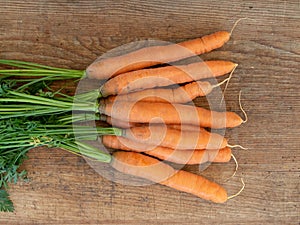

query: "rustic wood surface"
xmin=0 ymin=0 xmax=299 ymax=224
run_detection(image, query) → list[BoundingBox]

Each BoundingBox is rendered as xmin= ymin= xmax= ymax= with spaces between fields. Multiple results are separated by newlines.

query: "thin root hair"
xmin=227 ymin=178 xmax=245 ymax=200
xmin=230 ymin=18 xmax=248 ymax=36
xmin=220 ymin=63 xmax=238 ymax=105
xmin=223 ymin=153 xmax=239 ymax=183
xmin=212 ymin=77 xmax=230 ymax=88
xmin=227 ymin=144 xmax=248 ymax=150
xmin=239 ymin=90 xmax=248 ymax=123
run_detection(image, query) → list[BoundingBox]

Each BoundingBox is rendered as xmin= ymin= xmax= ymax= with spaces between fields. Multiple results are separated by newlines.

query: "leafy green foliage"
xmin=0 ymin=190 xmax=14 ymax=212
xmin=0 ymin=80 xmax=16 ymax=97
xmin=0 ymin=59 xmax=117 ymax=212
xmin=0 ymin=149 xmax=28 ymax=188
xmin=0 ymin=60 xmax=83 ymax=212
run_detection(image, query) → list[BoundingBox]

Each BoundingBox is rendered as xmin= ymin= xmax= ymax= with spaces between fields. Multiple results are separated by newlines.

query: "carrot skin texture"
xmin=161 ymin=170 xmax=228 ymax=203
xmin=121 ymin=126 xmax=228 ymax=150
xmin=167 ymin=124 xmax=204 ymax=132
xmin=100 ymin=60 xmax=235 ymax=97
xmin=102 ymin=135 xmax=150 ymax=151
xmin=102 ymin=115 xmax=209 ymax=131
xmin=102 ymin=135 xmax=231 ymax=164
xmin=99 ymin=101 xmax=243 ymax=129
xmin=104 ymin=81 xmax=213 ymax=104
xmin=111 ymin=151 xmax=175 ymax=183
xmin=99 ymin=115 xmax=136 ymax=129
xmin=111 ymin=151 xmax=228 ymax=203
xmin=179 ymin=31 xmax=230 ymax=54
xmin=86 ymin=31 xmax=230 ymax=80
xmin=146 ymin=147 xmax=231 ymax=164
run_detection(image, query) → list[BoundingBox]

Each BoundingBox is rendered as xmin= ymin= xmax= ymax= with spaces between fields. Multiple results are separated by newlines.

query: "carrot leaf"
xmin=0 ymin=190 xmax=14 ymax=212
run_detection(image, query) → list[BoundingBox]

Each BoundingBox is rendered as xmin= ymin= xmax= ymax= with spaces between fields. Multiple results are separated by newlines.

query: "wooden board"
xmin=0 ymin=0 xmax=299 ymax=224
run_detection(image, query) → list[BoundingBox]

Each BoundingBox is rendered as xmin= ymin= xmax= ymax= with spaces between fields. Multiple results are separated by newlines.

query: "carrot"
xmin=86 ymin=31 xmax=230 ymax=80
xmin=111 ymin=151 xmax=175 ymax=183
xmin=121 ymin=125 xmax=227 ymax=150
xmin=99 ymin=101 xmax=243 ymax=129
xmin=111 ymin=151 xmax=228 ymax=203
xmin=103 ymin=64 xmax=236 ymax=104
xmin=145 ymin=146 xmax=232 ymax=164
xmin=102 ymin=135 xmax=152 ymax=151
xmin=104 ymin=78 xmax=227 ymax=104
xmin=161 ymin=170 xmax=227 ymax=203
xmin=100 ymin=115 xmax=206 ymax=132
xmin=102 ymin=135 xmax=232 ymax=164
xmin=100 ymin=60 xmax=236 ymax=97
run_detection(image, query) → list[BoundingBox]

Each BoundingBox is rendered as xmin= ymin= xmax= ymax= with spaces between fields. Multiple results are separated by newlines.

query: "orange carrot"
xmin=111 ymin=151 xmax=228 ymax=203
xmin=86 ymin=31 xmax=230 ymax=80
xmin=100 ymin=60 xmax=236 ymax=97
xmin=121 ymin=125 xmax=227 ymax=150
xmin=102 ymin=135 xmax=232 ymax=164
xmin=161 ymin=170 xmax=227 ymax=203
xmin=102 ymin=135 xmax=151 ymax=151
xmin=99 ymin=101 xmax=243 ymax=129
xmin=111 ymin=151 xmax=175 ymax=183
xmin=145 ymin=147 xmax=231 ymax=164
xmin=100 ymin=115 xmax=205 ymax=131
xmin=104 ymin=80 xmax=215 ymax=104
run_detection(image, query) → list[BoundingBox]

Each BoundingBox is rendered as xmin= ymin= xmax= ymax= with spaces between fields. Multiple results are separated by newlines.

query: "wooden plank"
xmin=0 ymin=0 xmax=299 ymax=224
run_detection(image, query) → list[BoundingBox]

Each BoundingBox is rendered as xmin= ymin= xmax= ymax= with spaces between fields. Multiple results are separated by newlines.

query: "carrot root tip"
xmin=212 ymin=76 xmax=230 ymax=88
xmin=220 ymin=63 xmax=238 ymax=105
xmin=227 ymin=178 xmax=245 ymax=200
xmin=239 ymin=90 xmax=248 ymax=124
xmin=223 ymin=153 xmax=239 ymax=183
xmin=227 ymin=144 xmax=248 ymax=150
xmin=230 ymin=18 xmax=248 ymax=36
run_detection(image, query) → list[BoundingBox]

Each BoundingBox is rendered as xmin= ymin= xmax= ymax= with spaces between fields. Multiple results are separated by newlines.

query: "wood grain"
xmin=0 ymin=0 xmax=299 ymax=224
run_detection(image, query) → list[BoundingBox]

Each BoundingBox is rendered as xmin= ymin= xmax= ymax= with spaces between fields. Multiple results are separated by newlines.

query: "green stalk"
xmin=0 ymin=59 xmax=85 ymax=76
xmin=58 ymin=141 xmax=111 ymax=163
xmin=58 ymin=113 xmax=101 ymax=124
xmin=0 ymin=59 xmax=102 ymax=119
xmin=7 ymin=91 xmax=74 ymax=107
xmin=0 ymin=59 xmax=113 ymax=212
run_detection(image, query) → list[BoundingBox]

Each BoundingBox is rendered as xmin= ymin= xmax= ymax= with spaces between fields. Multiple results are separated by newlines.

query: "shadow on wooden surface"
xmin=0 ymin=0 xmax=299 ymax=224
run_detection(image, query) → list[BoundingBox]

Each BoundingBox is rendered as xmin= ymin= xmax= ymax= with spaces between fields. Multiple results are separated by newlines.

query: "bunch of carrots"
xmin=88 ymin=29 xmax=247 ymax=204
xmin=0 ymin=24 xmax=247 ymax=211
